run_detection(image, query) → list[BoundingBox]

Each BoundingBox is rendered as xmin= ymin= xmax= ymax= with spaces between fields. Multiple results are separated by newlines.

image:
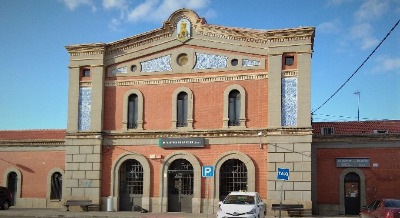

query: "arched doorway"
xmin=344 ymin=172 xmax=360 ymax=215
xmin=7 ymin=172 xmax=17 ymax=205
xmin=219 ymin=159 xmax=247 ymax=201
xmin=119 ymin=159 xmax=144 ymax=211
xmin=168 ymin=159 xmax=193 ymax=212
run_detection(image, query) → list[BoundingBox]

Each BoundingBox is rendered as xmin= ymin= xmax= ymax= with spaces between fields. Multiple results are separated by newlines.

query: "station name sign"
xmin=336 ymin=158 xmax=370 ymax=168
xmin=159 ymin=137 xmax=205 ymax=148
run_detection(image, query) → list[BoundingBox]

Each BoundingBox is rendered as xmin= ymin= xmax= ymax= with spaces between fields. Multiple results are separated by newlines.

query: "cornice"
xmin=313 ymin=134 xmax=400 ymax=143
xmin=65 ymin=9 xmax=315 ymax=58
xmin=105 ymin=73 xmax=268 ymax=87
xmin=0 ymin=140 xmax=65 ymax=147
xmin=65 ymin=43 xmax=106 ymax=56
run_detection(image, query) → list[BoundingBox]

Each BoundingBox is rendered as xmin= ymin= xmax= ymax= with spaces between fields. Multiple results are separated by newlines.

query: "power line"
xmin=312 ymin=18 xmax=400 ymax=114
xmin=312 ymin=113 xmax=389 ymax=122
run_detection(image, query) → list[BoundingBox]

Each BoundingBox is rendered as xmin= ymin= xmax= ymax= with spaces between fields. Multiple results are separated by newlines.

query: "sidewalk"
xmin=1 ymin=208 xmax=214 ymax=218
xmin=0 ymin=208 xmax=357 ymax=218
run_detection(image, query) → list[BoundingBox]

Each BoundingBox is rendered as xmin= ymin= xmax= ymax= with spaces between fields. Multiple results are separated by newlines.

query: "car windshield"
xmin=384 ymin=200 xmax=400 ymax=208
xmin=223 ymin=195 xmax=255 ymax=204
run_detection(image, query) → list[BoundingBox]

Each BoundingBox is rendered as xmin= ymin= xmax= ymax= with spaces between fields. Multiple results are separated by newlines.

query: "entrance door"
xmin=344 ymin=172 xmax=360 ymax=215
xmin=7 ymin=172 xmax=17 ymax=205
xmin=168 ymin=159 xmax=193 ymax=212
xmin=119 ymin=160 xmax=143 ymax=211
xmin=219 ymin=159 xmax=247 ymax=201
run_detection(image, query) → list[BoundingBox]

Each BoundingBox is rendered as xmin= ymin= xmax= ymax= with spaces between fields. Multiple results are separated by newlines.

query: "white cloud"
xmin=360 ymin=37 xmax=379 ymax=50
xmin=349 ymin=23 xmax=379 ymax=50
xmin=325 ymin=0 xmax=353 ymax=7
xmin=102 ymin=0 xmax=127 ymax=10
xmin=350 ymin=23 xmax=372 ymax=39
xmin=317 ymin=19 xmax=341 ymax=34
xmin=372 ymin=56 xmax=400 ymax=74
xmin=127 ymin=0 xmax=159 ymax=23
xmin=354 ymin=0 xmax=389 ymax=22
xmin=59 ymin=0 xmax=96 ymax=12
xmin=107 ymin=18 xmax=122 ymax=32
xmin=127 ymin=0 xmax=211 ymax=23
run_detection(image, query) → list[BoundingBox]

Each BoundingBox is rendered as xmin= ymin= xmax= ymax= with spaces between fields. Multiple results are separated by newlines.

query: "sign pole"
xmin=279 ymin=180 xmax=284 ymax=218
xmin=202 ymin=166 xmax=214 ymax=217
xmin=206 ymin=177 xmax=209 ymax=218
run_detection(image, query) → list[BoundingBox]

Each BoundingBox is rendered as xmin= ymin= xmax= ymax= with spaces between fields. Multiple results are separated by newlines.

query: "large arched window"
xmin=122 ymin=89 xmax=144 ymax=131
xmin=177 ymin=92 xmax=188 ymax=127
xmin=223 ymin=85 xmax=246 ymax=128
xmin=228 ymin=90 xmax=241 ymax=126
xmin=50 ymin=172 xmax=62 ymax=200
xmin=171 ymin=87 xmax=193 ymax=129
xmin=219 ymin=159 xmax=247 ymax=200
xmin=128 ymin=94 xmax=138 ymax=129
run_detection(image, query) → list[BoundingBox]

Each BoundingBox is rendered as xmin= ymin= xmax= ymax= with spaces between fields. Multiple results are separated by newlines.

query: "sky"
xmin=0 ymin=0 xmax=399 ymax=130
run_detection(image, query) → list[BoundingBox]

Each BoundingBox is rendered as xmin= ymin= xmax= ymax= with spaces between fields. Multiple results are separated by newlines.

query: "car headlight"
xmin=246 ymin=208 xmax=257 ymax=214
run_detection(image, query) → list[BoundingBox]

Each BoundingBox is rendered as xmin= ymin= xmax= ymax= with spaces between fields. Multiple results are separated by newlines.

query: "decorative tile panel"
xmin=281 ymin=77 xmax=297 ymax=126
xmin=111 ymin=66 xmax=127 ymax=74
xmin=78 ymin=87 xmax=92 ymax=131
xmin=242 ymin=59 xmax=260 ymax=67
xmin=140 ymin=55 xmax=172 ymax=72
xmin=194 ymin=53 xmax=228 ymax=69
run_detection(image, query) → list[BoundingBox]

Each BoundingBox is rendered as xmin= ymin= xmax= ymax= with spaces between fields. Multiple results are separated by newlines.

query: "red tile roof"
xmin=0 ymin=129 xmax=66 ymax=140
xmin=312 ymin=120 xmax=400 ymax=135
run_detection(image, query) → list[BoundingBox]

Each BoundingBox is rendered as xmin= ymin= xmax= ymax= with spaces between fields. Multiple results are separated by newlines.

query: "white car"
xmin=216 ymin=191 xmax=266 ymax=218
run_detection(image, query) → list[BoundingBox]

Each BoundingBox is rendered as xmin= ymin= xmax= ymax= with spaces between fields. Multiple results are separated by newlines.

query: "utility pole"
xmin=354 ymin=91 xmax=360 ymax=121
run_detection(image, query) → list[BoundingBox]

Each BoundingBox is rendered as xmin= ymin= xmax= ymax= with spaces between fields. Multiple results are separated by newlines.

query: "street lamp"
xmin=354 ymin=91 xmax=360 ymax=121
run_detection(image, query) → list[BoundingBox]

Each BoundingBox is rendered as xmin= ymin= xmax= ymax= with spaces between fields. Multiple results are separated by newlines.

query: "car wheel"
xmin=1 ymin=200 xmax=10 ymax=210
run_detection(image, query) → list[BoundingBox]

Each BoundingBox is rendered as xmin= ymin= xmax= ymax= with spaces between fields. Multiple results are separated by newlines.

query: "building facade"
xmin=312 ymin=121 xmax=400 ymax=216
xmin=0 ymin=9 xmax=316 ymax=215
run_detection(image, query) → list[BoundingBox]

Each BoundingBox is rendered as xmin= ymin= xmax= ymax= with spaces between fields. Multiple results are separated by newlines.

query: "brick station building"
xmin=2 ymin=8 xmax=397 ymax=217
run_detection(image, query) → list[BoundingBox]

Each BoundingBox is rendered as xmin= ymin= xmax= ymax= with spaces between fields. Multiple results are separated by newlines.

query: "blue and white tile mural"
xmin=281 ymin=78 xmax=297 ymax=126
xmin=141 ymin=55 xmax=172 ymax=72
xmin=194 ymin=53 xmax=228 ymax=69
xmin=242 ymin=59 xmax=260 ymax=67
xmin=78 ymin=87 xmax=92 ymax=131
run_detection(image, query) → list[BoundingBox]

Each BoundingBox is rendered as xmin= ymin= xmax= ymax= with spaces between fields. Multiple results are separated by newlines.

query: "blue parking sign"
xmin=277 ymin=168 xmax=289 ymax=180
xmin=202 ymin=166 xmax=214 ymax=177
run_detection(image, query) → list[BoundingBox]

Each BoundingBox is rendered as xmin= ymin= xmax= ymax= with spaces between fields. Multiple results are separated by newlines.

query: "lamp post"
xmin=354 ymin=91 xmax=360 ymax=121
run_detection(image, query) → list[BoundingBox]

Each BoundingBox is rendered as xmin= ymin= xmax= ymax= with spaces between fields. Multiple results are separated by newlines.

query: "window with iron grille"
xmin=168 ymin=159 xmax=193 ymax=195
xmin=50 ymin=172 xmax=62 ymax=200
xmin=219 ymin=159 xmax=247 ymax=200
xmin=321 ymin=127 xmax=334 ymax=135
xmin=228 ymin=90 xmax=241 ymax=126
xmin=127 ymin=94 xmax=138 ymax=129
xmin=177 ymin=92 xmax=188 ymax=127
xmin=120 ymin=160 xmax=144 ymax=195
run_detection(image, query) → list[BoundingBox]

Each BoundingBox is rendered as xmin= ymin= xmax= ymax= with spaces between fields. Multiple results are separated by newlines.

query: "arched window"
xmin=128 ymin=94 xmax=138 ymax=129
xmin=50 ymin=172 xmax=62 ymax=200
xmin=219 ymin=159 xmax=247 ymax=200
xmin=228 ymin=90 xmax=241 ymax=126
xmin=177 ymin=92 xmax=188 ymax=127
xmin=223 ymin=85 xmax=246 ymax=129
xmin=122 ymin=89 xmax=144 ymax=131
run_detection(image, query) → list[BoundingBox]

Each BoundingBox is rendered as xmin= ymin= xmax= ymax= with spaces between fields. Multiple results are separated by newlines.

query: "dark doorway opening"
xmin=119 ymin=159 xmax=144 ymax=211
xmin=168 ymin=159 xmax=193 ymax=213
xmin=344 ymin=172 xmax=360 ymax=215
xmin=219 ymin=159 xmax=247 ymax=201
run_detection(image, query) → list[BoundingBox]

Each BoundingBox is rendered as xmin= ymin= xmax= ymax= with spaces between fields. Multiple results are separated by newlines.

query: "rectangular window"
xmin=374 ymin=130 xmax=388 ymax=134
xmin=321 ymin=127 xmax=334 ymax=135
xmin=83 ymin=69 xmax=91 ymax=77
xmin=285 ymin=56 xmax=294 ymax=66
xmin=128 ymin=95 xmax=138 ymax=129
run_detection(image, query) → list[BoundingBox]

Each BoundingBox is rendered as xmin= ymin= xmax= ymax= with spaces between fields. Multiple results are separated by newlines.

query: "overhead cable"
xmin=312 ymin=18 xmax=400 ymax=114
